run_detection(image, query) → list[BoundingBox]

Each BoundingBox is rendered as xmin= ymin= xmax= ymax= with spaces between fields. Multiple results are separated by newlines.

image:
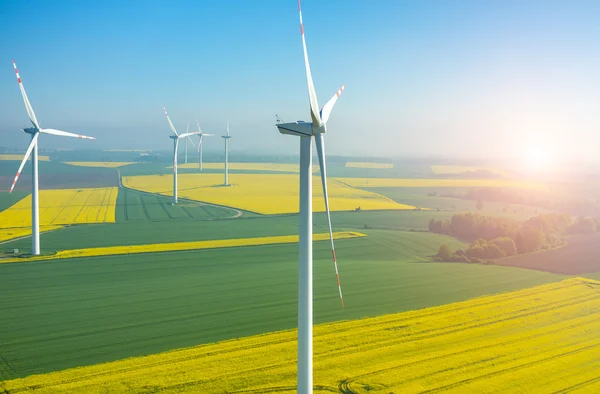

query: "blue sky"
xmin=1 ymin=0 xmax=600 ymax=162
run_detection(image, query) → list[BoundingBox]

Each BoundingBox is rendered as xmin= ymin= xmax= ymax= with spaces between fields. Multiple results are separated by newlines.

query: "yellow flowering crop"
xmin=122 ymin=174 xmax=414 ymax=214
xmin=173 ymin=162 xmax=318 ymax=172
xmin=337 ymin=177 xmax=548 ymax=191
xmin=0 ymin=231 xmax=365 ymax=264
xmin=431 ymin=165 xmax=509 ymax=177
xmin=64 ymin=162 xmax=137 ymax=168
xmin=0 ymin=188 xmax=118 ymax=228
xmin=0 ymin=226 xmax=63 ymax=243
xmin=3 ymin=278 xmax=599 ymax=393
xmin=0 ymin=154 xmax=49 ymax=161
xmin=345 ymin=162 xmax=394 ymax=169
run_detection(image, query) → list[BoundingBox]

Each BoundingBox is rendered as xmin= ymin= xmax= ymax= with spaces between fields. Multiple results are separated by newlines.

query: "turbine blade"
xmin=41 ymin=128 xmax=95 ymax=139
xmin=162 ymin=105 xmax=178 ymax=136
xmin=196 ymin=117 xmax=202 ymax=133
xmin=227 ymin=121 xmax=230 ymax=136
xmin=203 ymin=134 xmax=215 ymax=136
xmin=10 ymin=133 xmax=39 ymax=193
xmin=298 ymin=0 xmax=321 ymax=126
xmin=179 ymin=132 xmax=202 ymax=138
xmin=187 ymin=136 xmax=197 ymax=148
xmin=320 ymin=85 xmax=345 ymax=125
xmin=315 ymin=133 xmax=344 ymax=308
xmin=12 ymin=60 xmax=40 ymax=129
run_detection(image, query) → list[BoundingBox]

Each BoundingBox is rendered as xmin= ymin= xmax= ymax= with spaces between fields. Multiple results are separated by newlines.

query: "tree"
xmin=436 ymin=244 xmax=453 ymax=261
xmin=490 ymin=237 xmax=517 ymax=256
xmin=569 ymin=217 xmax=596 ymax=234
xmin=515 ymin=229 xmax=544 ymax=254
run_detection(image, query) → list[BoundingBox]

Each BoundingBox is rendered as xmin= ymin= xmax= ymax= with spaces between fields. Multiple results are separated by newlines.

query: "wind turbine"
xmin=183 ymin=121 xmax=197 ymax=164
xmin=9 ymin=60 xmax=96 ymax=256
xmin=195 ymin=118 xmax=214 ymax=171
xmin=222 ymin=122 xmax=232 ymax=186
xmin=162 ymin=105 xmax=201 ymax=204
xmin=275 ymin=1 xmax=345 ymax=393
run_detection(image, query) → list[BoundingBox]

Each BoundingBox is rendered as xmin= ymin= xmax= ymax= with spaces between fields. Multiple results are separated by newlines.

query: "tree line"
xmin=430 ymin=212 xmax=599 ymax=263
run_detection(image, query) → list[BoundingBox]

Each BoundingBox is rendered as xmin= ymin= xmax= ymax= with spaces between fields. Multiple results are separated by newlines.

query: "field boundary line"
xmin=0 ymin=232 xmax=366 ymax=264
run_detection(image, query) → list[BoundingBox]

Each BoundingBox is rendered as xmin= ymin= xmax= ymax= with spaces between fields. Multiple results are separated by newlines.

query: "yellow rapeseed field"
xmin=173 ymin=162 xmax=318 ymax=172
xmin=0 ymin=188 xmax=118 ymax=228
xmin=3 ymin=278 xmax=599 ymax=393
xmin=337 ymin=177 xmax=548 ymax=191
xmin=0 ymin=232 xmax=365 ymax=264
xmin=0 ymin=226 xmax=63 ymax=243
xmin=64 ymin=162 xmax=137 ymax=168
xmin=0 ymin=154 xmax=49 ymax=161
xmin=345 ymin=161 xmax=394 ymax=169
xmin=431 ymin=165 xmax=509 ymax=177
xmin=122 ymin=174 xmax=414 ymax=214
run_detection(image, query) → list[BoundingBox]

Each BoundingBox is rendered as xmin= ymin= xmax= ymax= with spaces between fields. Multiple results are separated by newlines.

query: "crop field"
xmin=0 ymin=210 xmax=452 ymax=252
xmin=345 ymin=161 xmax=394 ymax=169
xmin=116 ymin=187 xmax=238 ymax=222
xmin=337 ymin=177 xmax=548 ymax=191
xmin=430 ymin=165 xmax=509 ymax=177
xmin=64 ymin=161 xmax=137 ymax=168
xmin=0 ymin=231 xmax=364 ymax=264
xmin=122 ymin=174 xmax=414 ymax=214
xmin=495 ymin=232 xmax=600 ymax=275
xmin=0 ymin=154 xmax=50 ymax=161
xmin=0 ymin=226 xmax=63 ymax=243
xmin=0 ymin=187 xmax=118 ymax=228
xmin=3 ymin=278 xmax=598 ymax=392
xmin=174 ymin=162 xmax=314 ymax=172
xmin=0 ymin=228 xmax=563 ymax=378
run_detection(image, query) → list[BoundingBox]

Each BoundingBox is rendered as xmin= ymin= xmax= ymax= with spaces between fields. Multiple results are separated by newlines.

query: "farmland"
xmin=64 ymin=162 xmax=137 ymax=168
xmin=0 ymin=187 xmax=118 ymax=227
xmin=337 ymin=177 xmax=548 ymax=191
xmin=116 ymin=187 xmax=238 ymax=222
xmin=0 ymin=154 xmax=49 ymax=161
xmin=174 ymin=162 xmax=310 ymax=172
xmin=345 ymin=161 xmax=394 ymax=169
xmin=0 ymin=158 xmax=596 ymax=390
xmin=494 ymin=232 xmax=600 ymax=274
xmin=430 ymin=165 xmax=509 ymax=177
xmin=122 ymin=174 xmax=414 ymax=214
xmin=0 ymin=231 xmax=364 ymax=264
xmin=3 ymin=278 xmax=598 ymax=392
xmin=0 ymin=228 xmax=563 ymax=378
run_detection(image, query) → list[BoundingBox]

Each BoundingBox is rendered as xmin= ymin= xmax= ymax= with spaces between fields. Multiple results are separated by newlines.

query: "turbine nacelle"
xmin=23 ymin=127 xmax=37 ymax=135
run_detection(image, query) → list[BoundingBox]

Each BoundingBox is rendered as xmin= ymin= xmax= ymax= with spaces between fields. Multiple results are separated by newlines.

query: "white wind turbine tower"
xmin=221 ymin=122 xmax=232 ymax=186
xmin=9 ymin=60 xmax=96 ymax=256
xmin=162 ymin=105 xmax=202 ymax=204
xmin=195 ymin=117 xmax=214 ymax=171
xmin=275 ymin=1 xmax=346 ymax=393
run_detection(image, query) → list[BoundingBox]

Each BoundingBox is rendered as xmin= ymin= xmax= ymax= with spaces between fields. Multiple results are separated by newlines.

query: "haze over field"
xmin=1 ymin=1 xmax=600 ymax=163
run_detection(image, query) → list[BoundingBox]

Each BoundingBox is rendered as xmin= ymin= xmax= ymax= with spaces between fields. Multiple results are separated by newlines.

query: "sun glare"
xmin=525 ymin=146 xmax=551 ymax=170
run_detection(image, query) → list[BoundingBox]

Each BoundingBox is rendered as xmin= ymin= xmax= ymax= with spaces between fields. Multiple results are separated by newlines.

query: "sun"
xmin=526 ymin=145 xmax=551 ymax=170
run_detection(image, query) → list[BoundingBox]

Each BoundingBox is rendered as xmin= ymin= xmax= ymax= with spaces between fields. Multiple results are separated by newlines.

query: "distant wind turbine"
xmin=162 ymin=105 xmax=201 ymax=203
xmin=222 ymin=122 xmax=232 ymax=186
xmin=9 ymin=60 xmax=96 ymax=256
xmin=275 ymin=1 xmax=346 ymax=393
xmin=195 ymin=117 xmax=214 ymax=171
xmin=184 ymin=120 xmax=197 ymax=164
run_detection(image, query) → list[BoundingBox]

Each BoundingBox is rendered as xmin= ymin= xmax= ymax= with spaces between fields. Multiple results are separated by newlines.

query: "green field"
xmin=0 ymin=227 xmax=565 ymax=379
xmin=115 ymin=187 xmax=238 ymax=222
